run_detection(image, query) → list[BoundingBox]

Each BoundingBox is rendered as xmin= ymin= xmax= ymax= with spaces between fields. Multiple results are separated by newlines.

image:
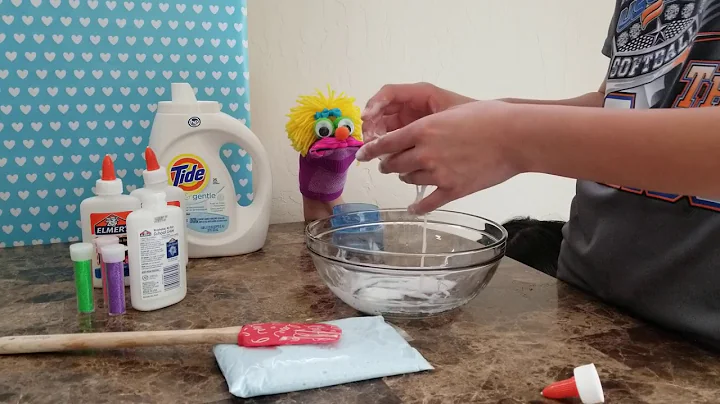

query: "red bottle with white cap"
xmin=80 ymin=155 xmax=141 ymax=289
xmin=130 ymin=147 xmax=188 ymax=265
xmin=542 ymin=363 xmax=605 ymax=403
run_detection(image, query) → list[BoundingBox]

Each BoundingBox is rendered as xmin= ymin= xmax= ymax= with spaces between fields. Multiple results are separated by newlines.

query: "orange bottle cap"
xmin=542 ymin=363 xmax=604 ymax=403
xmin=101 ymin=155 xmax=116 ymax=181
xmin=145 ymin=147 xmax=160 ymax=171
xmin=95 ymin=155 xmax=122 ymax=196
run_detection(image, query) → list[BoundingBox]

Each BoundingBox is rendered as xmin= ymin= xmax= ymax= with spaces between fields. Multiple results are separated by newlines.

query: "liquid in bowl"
xmin=306 ymin=210 xmax=507 ymax=317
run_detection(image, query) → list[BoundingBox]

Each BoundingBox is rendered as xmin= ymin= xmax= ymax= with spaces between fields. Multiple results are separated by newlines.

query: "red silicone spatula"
xmin=0 ymin=323 xmax=342 ymax=354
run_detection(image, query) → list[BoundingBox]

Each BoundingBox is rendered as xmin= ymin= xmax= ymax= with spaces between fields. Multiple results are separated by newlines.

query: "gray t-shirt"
xmin=558 ymin=0 xmax=720 ymax=347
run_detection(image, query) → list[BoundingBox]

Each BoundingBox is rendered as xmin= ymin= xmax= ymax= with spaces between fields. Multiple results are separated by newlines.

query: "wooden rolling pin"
xmin=0 ymin=323 xmax=342 ymax=355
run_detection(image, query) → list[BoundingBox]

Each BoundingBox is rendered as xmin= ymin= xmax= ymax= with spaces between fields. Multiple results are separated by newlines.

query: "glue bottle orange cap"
xmin=541 ymin=363 xmax=604 ymax=404
xmin=142 ymin=147 xmax=168 ymax=185
xmin=101 ymin=155 xmax=116 ymax=180
xmin=95 ymin=155 xmax=123 ymax=196
xmin=145 ymin=147 xmax=161 ymax=171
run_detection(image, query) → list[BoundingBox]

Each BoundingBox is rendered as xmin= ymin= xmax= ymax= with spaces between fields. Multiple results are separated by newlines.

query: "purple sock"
xmin=299 ymin=147 xmax=359 ymax=201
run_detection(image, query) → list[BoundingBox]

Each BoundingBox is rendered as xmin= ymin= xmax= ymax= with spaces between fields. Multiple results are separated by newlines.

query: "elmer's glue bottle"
xmin=126 ymin=191 xmax=187 ymax=311
xmin=148 ymin=82 xmax=273 ymax=258
xmin=130 ymin=147 xmax=188 ymax=265
xmin=80 ymin=155 xmax=141 ymax=288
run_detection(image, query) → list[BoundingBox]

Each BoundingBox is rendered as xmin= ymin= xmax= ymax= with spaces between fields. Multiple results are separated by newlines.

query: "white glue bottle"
xmin=80 ymin=155 xmax=141 ymax=288
xmin=126 ymin=191 xmax=187 ymax=311
xmin=130 ymin=146 xmax=188 ymax=266
xmin=148 ymin=82 xmax=272 ymax=258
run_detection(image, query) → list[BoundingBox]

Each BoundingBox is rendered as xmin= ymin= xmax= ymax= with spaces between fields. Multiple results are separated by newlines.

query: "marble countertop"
xmin=0 ymin=223 xmax=718 ymax=403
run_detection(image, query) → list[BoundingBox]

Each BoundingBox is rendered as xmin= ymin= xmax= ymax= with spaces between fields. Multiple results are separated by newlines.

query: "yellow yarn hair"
xmin=286 ymin=86 xmax=363 ymax=156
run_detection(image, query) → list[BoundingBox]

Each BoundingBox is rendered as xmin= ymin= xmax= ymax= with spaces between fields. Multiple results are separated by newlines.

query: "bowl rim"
xmin=305 ymin=208 xmax=508 ymax=263
xmin=308 ymin=249 xmax=503 ymax=275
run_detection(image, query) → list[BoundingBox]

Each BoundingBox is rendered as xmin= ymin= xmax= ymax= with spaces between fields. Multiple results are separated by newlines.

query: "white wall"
xmin=248 ymin=0 xmax=615 ymax=224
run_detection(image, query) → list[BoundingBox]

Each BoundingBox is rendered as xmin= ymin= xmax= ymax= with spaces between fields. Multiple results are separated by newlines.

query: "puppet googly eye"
xmin=336 ymin=118 xmax=355 ymax=135
xmin=314 ymin=119 xmax=335 ymax=139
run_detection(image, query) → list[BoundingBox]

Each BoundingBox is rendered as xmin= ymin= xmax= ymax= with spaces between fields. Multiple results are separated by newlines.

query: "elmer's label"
xmin=168 ymin=154 xmax=230 ymax=234
xmin=90 ymin=211 xmax=132 ymax=280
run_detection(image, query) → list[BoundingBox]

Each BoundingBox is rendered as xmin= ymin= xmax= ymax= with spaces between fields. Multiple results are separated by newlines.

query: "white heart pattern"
xmin=0 ymin=0 xmax=253 ymax=247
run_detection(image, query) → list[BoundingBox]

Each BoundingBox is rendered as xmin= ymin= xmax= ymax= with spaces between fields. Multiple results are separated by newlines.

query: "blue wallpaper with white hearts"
xmin=0 ymin=0 xmax=253 ymax=248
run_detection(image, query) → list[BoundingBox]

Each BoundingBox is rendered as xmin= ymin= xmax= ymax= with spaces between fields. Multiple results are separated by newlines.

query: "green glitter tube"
xmin=69 ymin=243 xmax=95 ymax=314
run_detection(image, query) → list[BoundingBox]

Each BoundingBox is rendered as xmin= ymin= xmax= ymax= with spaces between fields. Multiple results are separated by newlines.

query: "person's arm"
xmin=500 ymin=80 xmax=606 ymax=108
xmin=509 ymin=103 xmax=720 ymax=199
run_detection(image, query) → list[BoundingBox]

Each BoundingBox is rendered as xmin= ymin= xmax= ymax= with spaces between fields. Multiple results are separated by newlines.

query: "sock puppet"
xmin=286 ymin=87 xmax=363 ymax=216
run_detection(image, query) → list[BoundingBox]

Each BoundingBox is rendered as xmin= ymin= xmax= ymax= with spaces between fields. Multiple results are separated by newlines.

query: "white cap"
xmin=157 ymin=82 xmax=220 ymax=114
xmin=95 ymin=178 xmax=123 ymax=196
xmin=101 ymin=244 xmax=127 ymax=264
xmin=69 ymin=243 xmax=94 ymax=262
xmin=142 ymin=147 xmax=168 ymax=186
xmin=143 ymin=167 xmax=167 ymax=186
xmin=140 ymin=191 xmax=167 ymax=208
xmin=574 ymin=363 xmax=604 ymax=404
xmin=94 ymin=235 xmax=119 ymax=249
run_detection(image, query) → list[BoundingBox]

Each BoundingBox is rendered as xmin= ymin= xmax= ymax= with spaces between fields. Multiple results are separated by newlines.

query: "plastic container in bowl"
xmin=330 ymin=203 xmax=383 ymax=251
xmin=306 ymin=209 xmax=507 ymax=317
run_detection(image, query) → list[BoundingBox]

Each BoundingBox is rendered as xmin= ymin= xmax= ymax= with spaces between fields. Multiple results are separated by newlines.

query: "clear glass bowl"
xmin=305 ymin=209 xmax=507 ymax=317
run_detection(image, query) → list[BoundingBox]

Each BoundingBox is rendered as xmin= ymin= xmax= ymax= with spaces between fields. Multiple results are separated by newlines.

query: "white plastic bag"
xmin=213 ymin=316 xmax=433 ymax=398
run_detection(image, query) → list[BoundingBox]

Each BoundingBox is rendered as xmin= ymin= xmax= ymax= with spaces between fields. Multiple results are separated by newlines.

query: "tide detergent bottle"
xmin=147 ymin=83 xmax=272 ymax=258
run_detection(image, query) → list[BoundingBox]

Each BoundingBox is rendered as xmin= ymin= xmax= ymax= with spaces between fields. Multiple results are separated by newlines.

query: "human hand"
xmin=361 ymin=83 xmax=475 ymax=142
xmin=356 ymin=100 xmax=524 ymax=214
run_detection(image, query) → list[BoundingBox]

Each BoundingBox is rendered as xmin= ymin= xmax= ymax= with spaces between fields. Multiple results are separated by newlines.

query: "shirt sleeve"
xmin=602 ymin=1 xmax=621 ymax=57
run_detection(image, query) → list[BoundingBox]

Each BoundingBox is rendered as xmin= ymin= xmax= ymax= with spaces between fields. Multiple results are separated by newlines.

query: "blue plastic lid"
xmin=331 ymin=204 xmax=381 ymax=234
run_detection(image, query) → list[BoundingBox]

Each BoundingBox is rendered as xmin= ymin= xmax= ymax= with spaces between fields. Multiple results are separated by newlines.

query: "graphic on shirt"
xmin=673 ymin=60 xmax=720 ymax=107
xmin=602 ymin=0 xmax=720 ymax=211
xmin=616 ymin=0 xmax=665 ymax=32
xmin=606 ymin=0 xmax=700 ymax=108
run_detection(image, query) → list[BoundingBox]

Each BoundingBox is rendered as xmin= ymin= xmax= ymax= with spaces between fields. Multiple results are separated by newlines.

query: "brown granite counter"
xmin=0 ymin=223 xmax=718 ymax=403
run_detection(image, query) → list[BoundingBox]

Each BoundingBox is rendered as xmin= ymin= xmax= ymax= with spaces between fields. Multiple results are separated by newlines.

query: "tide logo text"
xmin=168 ymin=155 xmax=209 ymax=193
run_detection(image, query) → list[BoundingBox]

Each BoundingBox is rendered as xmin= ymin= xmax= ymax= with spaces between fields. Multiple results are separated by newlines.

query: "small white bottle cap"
xmin=574 ymin=363 xmax=604 ymax=404
xmin=94 ymin=235 xmax=119 ymax=250
xmin=101 ymin=244 xmax=127 ymax=264
xmin=143 ymin=168 xmax=167 ymax=186
xmin=69 ymin=243 xmax=95 ymax=262
xmin=142 ymin=147 xmax=168 ymax=186
xmin=95 ymin=177 xmax=123 ymax=196
xmin=140 ymin=191 xmax=168 ymax=208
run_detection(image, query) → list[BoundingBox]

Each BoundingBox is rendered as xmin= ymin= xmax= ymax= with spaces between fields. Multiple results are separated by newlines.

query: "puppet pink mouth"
xmin=308 ymin=137 xmax=363 ymax=158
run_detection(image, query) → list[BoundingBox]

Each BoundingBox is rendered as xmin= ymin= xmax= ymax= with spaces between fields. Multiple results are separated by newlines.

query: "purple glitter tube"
xmin=94 ymin=235 xmax=119 ymax=307
xmin=100 ymin=244 xmax=127 ymax=316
